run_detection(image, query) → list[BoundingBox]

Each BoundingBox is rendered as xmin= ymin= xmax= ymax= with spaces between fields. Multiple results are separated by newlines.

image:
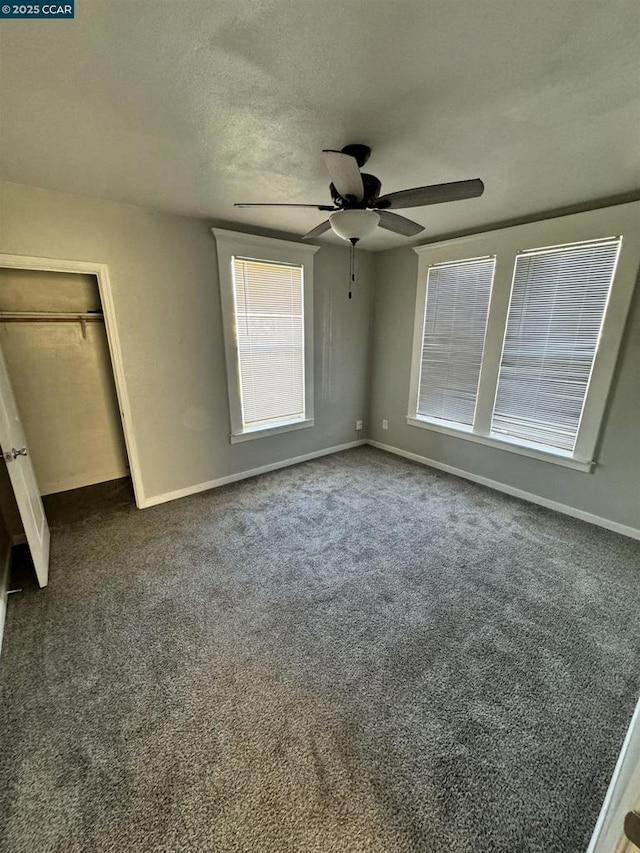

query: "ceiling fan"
xmin=235 ymin=143 xmax=484 ymax=243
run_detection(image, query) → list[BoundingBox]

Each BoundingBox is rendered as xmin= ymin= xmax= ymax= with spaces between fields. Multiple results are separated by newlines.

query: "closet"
xmin=0 ymin=268 xmax=129 ymax=496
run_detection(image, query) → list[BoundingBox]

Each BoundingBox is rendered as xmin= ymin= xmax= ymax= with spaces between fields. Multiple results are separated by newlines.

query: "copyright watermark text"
xmin=0 ymin=2 xmax=74 ymax=17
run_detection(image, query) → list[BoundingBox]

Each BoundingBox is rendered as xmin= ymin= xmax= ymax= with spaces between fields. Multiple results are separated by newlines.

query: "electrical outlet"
xmin=355 ymin=419 xmax=363 ymax=431
xmin=382 ymin=419 xmax=389 ymax=430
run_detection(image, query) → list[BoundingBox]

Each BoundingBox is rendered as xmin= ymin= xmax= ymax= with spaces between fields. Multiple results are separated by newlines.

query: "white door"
xmin=587 ymin=697 xmax=640 ymax=853
xmin=0 ymin=337 xmax=49 ymax=587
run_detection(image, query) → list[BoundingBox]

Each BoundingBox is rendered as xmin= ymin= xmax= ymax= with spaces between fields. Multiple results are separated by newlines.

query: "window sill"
xmin=406 ymin=416 xmax=594 ymax=472
xmin=230 ymin=418 xmax=314 ymax=444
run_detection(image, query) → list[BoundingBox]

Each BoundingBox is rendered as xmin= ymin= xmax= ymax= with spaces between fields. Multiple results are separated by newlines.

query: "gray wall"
xmin=368 ymin=246 xmax=640 ymax=530
xmin=0 ymin=182 xmax=374 ymax=505
xmin=4 ymin=179 xmax=636 ymax=529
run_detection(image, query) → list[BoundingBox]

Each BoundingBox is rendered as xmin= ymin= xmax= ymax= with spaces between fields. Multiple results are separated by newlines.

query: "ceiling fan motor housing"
xmin=330 ymin=173 xmax=382 ymax=208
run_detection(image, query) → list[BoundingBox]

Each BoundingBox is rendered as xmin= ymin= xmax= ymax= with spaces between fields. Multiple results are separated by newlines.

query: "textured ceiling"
xmin=1 ymin=0 xmax=639 ymax=249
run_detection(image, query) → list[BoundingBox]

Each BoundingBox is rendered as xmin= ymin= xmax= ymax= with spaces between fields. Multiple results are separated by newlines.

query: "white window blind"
xmin=417 ymin=257 xmax=494 ymax=425
xmin=232 ymin=257 xmax=305 ymax=429
xmin=491 ymin=237 xmax=622 ymax=452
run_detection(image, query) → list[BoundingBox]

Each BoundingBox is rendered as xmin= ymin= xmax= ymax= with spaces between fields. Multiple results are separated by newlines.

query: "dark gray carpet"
xmin=1 ymin=446 xmax=638 ymax=852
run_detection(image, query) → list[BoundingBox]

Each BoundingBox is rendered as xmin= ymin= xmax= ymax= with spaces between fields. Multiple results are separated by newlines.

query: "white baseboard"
xmin=368 ymin=440 xmax=640 ymax=541
xmin=140 ymin=436 xmax=639 ymax=540
xmin=141 ymin=440 xmax=367 ymax=508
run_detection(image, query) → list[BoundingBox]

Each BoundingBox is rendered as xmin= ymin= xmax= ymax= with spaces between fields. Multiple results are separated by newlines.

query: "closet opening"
xmin=0 ymin=256 xmax=141 ymax=591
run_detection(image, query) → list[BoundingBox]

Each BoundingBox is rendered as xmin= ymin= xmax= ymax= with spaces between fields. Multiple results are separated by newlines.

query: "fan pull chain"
xmin=349 ymin=238 xmax=359 ymax=299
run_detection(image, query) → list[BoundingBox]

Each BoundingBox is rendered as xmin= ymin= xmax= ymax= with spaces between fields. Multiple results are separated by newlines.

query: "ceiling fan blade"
xmin=377 ymin=211 xmax=425 ymax=237
xmin=302 ymin=220 xmax=332 ymax=240
xmin=322 ymin=150 xmax=364 ymax=201
xmin=376 ymin=178 xmax=484 ymax=209
xmin=235 ymin=203 xmax=337 ymax=210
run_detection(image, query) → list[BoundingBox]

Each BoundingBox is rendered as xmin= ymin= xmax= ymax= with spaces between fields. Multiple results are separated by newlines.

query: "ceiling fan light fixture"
xmin=329 ymin=209 xmax=380 ymax=242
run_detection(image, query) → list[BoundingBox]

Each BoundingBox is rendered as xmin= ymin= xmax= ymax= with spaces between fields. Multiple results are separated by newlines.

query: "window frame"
xmin=212 ymin=228 xmax=318 ymax=444
xmin=407 ymin=203 xmax=640 ymax=472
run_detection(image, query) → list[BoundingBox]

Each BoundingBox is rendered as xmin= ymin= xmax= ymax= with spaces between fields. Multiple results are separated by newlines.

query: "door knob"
xmin=625 ymin=811 xmax=640 ymax=848
xmin=9 ymin=447 xmax=28 ymax=460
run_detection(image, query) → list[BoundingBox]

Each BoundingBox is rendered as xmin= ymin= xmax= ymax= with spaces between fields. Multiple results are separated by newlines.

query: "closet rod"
xmin=0 ymin=312 xmax=104 ymax=322
xmin=0 ymin=312 xmax=104 ymax=339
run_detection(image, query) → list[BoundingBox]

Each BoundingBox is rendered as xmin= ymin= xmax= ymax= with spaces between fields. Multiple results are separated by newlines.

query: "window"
xmin=233 ymin=257 xmax=305 ymax=429
xmin=408 ymin=205 xmax=639 ymax=471
xmin=491 ymin=239 xmax=621 ymax=452
xmin=417 ymin=257 xmax=494 ymax=426
xmin=213 ymin=229 xmax=318 ymax=443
